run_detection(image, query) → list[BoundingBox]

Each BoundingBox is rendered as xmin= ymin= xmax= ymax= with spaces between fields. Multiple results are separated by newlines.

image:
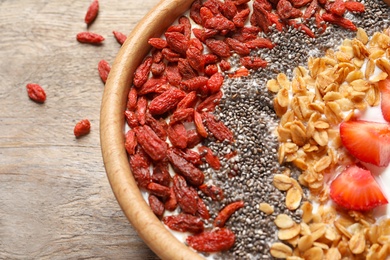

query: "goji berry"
xmin=152 ymin=161 xmax=171 ymax=187
xmin=181 ymin=76 xmax=209 ymax=92
xmin=148 ymin=194 xmax=165 ymax=218
xmin=151 ymin=62 xmax=166 ymax=77
xmin=148 ymin=38 xmax=168 ymax=49
xmin=322 ymin=13 xmax=357 ymax=31
xmin=84 ymin=0 xmax=99 ymax=25
xmin=190 ymin=0 xmax=203 ymax=25
xmin=251 ymin=1 xmax=272 ymax=33
xmin=152 ymin=49 xmax=164 ymax=63
xmin=266 ymin=12 xmax=284 ymax=32
xmin=98 ymin=59 xmax=110 ymax=83
xmin=162 ymin=48 xmax=181 ymax=63
xmin=204 ymin=15 xmax=235 ymax=32
xmin=194 ymin=111 xmax=209 ymax=138
xmin=145 ymin=113 xmax=167 ymax=141
xmin=203 ymin=0 xmax=222 ymax=15
xmin=289 ymin=0 xmax=312 ymax=8
xmin=276 ymin=0 xmax=293 ymax=20
xmin=240 ymin=56 xmax=268 ymax=70
xmin=315 ymin=10 xmax=327 ymax=32
xmin=165 ymin=32 xmax=189 ymax=55
xmin=178 ymin=58 xmax=198 ymax=79
xmin=133 ymin=125 xmax=168 ymax=161
xmin=147 ymin=182 xmax=171 ymax=198
xmin=133 ymin=56 xmax=153 ymax=88
xmin=198 ymin=146 xmax=221 ymax=170
xmin=186 ymin=228 xmax=236 ymax=252
xmin=163 ymin=213 xmax=204 ymax=233
xmin=219 ymin=60 xmax=231 ymax=71
xmin=173 ymin=174 xmax=199 ymax=214
xmin=255 ymin=0 xmax=272 ymax=11
xmin=129 ymin=153 xmax=151 ymax=188
xmin=231 ymin=26 xmax=260 ymax=42
xmin=186 ymin=46 xmax=205 ymax=73
xmin=245 ymin=38 xmax=274 ymax=50
xmin=198 ymin=183 xmax=224 ymax=201
xmin=189 ymin=38 xmax=204 ymax=51
xmin=171 ymin=147 xmax=203 ymax=166
xmin=164 ymin=187 xmax=178 ymax=211
xmin=201 ymin=112 xmax=234 ymax=143
xmin=165 ymin=63 xmax=182 ymax=86
xmin=74 ymin=119 xmax=91 ymax=138
xmin=232 ymin=7 xmax=250 ymax=27
xmin=221 ymin=0 xmax=238 ymax=20
xmin=303 ymin=0 xmax=319 ymax=19
xmin=228 ymin=67 xmax=249 ymax=78
xmin=197 ymin=198 xmax=210 ymax=219
xmin=125 ymin=130 xmax=137 ymax=155
xmin=167 ymin=24 xmax=185 ymax=34
xmin=135 ymin=96 xmax=147 ymax=125
xmin=225 ymin=38 xmax=250 ymax=56
xmin=345 ymin=2 xmax=365 ymax=13
xmin=76 ymin=32 xmax=104 ymax=44
xmin=26 ymin=83 xmax=46 ymax=103
xmin=168 ymin=149 xmax=205 ymax=186
xmin=138 ymin=76 xmax=168 ymax=96
xmin=200 ymin=6 xmax=214 ymax=22
xmin=203 ymin=53 xmax=219 ymax=65
xmin=205 ymin=39 xmax=231 ymax=58
xmin=148 ymin=87 xmax=186 ymax=115
xmin=214 ymin=201 xmax=244 ymax=227
xmin=177 ymin=91 xmax=198 ymax=110
xmin=230 ymin=0 xmax=250 ymax=5
xmin=197 ymin=90 xmax=223 ymax=113
xmin=170 ymin=108 xmax=195 ymax=125
xmin=124 ymin=110 xmax=139 ymax=128
xmin=167 ymin=122 xmax=188 ymax=149
xmin=204 ymin=64 xmax=219 ymax=77
xmin=192 ymin=28 xmax=219 ymax=43
xmin=330 ymin=0 xmax=346 ymax=16
xmin=112 ymin=31 xmax=127 ymax=45
xmin=187 ymin=129 xmax=203 ymax=148
xmin=179 ymin=16 xmax=192 ymax=39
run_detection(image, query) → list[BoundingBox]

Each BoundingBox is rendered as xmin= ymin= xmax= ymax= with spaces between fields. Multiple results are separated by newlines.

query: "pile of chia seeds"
xmin=196 ymin=1 xmax=390 ymax=259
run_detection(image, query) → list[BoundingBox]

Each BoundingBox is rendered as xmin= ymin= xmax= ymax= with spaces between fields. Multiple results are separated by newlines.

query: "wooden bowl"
xmin=100 ymin=0 xmax=203 ymax=259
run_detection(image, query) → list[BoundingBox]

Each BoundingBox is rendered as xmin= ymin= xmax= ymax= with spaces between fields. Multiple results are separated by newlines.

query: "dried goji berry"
xmin=206 ymin=72 xmax=224 ymax=94
xmin=149 ymin=194 xmax=165 ymax=218
xmin=266 ymin=12 xmax=284 ymax=32
xmin=194 ymin=111 xmax=209 ymax=138
xmin=219 ymin=60 xmax=231 ymax=71
xmin=138 ymin=76 xmax=168 ymax=96
xmin=98 ymin=59 xmax=110 ymax=83
xmin=198 ymin=183 xmax=224 ymax=201
xmin=225 ymin=38 xmax=250 ymax=56
xmin=201 ymin=112 xmax=234 ymax=143
xmin=276 ymin=0 xmax=293 ymax=19
xmin=147 ymin=182 xmax=171 ymax=198
xmin=181 ymin=76 xmax=209 ymax=92
xmin=165 ymin=63 xmax=182 ymax=86
xmin=204 ymin=14 xmax=235 ymax=32
xmin=145 ymin=113 xmax=167 ymax=141
xmin=129 ymin=152 xmax=151 ymax=188
xmin=287 ymin=19 xmax=316 ymax=38
xmin=170 ymin=108 xmax=195 ymax=125
xmin=187 ymin=129 xmax=203 ymax=148
xmin=168 ymin=122 xmax=188 ymax=149
xmin=135 ymin=96 xmax=147 ymax=125
xmin=203 ymin=53 xmax=220 ymax=65
xmin=76 ymin=32 xmax=104 ymax=44
xmin=214 ymin=201 xmax=244 ymax=227
xmin=186 ymin=46 xmax=205 ymax=73
xmin=148 ymin=87 xmax=186 ymax=115
xmin=186 ymin=228 xmax=235 ymax=252
xmin=165 ymin=32 xmax=189 ymax=55
xmin=203 ymin=0 xmax=222 ymax=15
xmin=112 ymin=31 xmax=127 ymax=45
xmin=125 ymin=129 xmax=137 ymax=155
xmin=133 ymin=56 xmax=153 ymax=88
xmin=196 ymin=91 xmax=223 ymax=113
xmin=190 ymin=0 xmax=203 ymax=25
xmin=26 ymin=83 xmax=46 ymax=103
xmin=245 ymin=38 xmax=274 ymax=50
xmin=173 ymin=174 xmax=199 ymax=214
xmin=168 ymin=149 xmax=205 ymax=186
xmin=74 ymin=119 xmax=91 ymax=138
xmin=192 ymin=28 xmax=219 ymax=43
xmin=178 ymin=58 xmax=198 ymax=79
xmin=167 ymin=24 xmax=185 ymax=34
xmin=125 ymin=110 xmax=139 ymax=128
xmin=230 ymin=26 xmax=260 ymax=42
xmin=151 ymin=62 xmax=166 ymax=77
xmin=230 ymin=0 xmax=250 ymax=5
xmin=164 ymin=187 xmax=178 ymax=211
xmin=345 ymin=1 xmax=365 ymax=13
xmin=232 ymin=7 xmax=250 ymax=27
xmin=330 ymin=0 xmax=346 ymax=16
xmin=171 ymin=147 xmax=203 ymax=166
xmin=162 ymin=48 xmax=181 ymax=63
xmin=177 ymin=91 xmax=198 ymax=110
xmin=205 ymin=39 xmax=231 ymax=58
xmin=200 ymin=6 xmax=215 ymax=22
xmin=163 ymin=213 xmax=204 ymax=233
xmin=148 ymin=38 xmax=168 ymax=49
xmin=315 ymin=10 xmax=327 ymax=32
xmin=152 ymin=161 xmax=171 ymax=187
xmin=228 ymin=67 xmax=249 ymax=78
xmin=133 ymin=125 xmax=168 ymax=161
xmin=152 ymin=49 xmax=164 ymax=63
xmin=240 ymin=56 xmax=268 ymax=70
xmin=198 ymin=146 xmax=221 ymax=170
xmin=289 ymin=0 xmax=312 ymax=8
xmin=220 ymin=0 xmax=238 ymax=20
xmin=251 ymin=1 xmax=272 ymax=33
xmin=204 ymin=64 xmax=219 ymax=77
xmin=179 ymin=16 xmax=192 ymax=39
xmin=84 ymin=0 xmax=99 ymax=25
xmin=322 ymin=13 xmax=357 ymax=31
xmin=197 ymin=198 xmax=210 ymax=219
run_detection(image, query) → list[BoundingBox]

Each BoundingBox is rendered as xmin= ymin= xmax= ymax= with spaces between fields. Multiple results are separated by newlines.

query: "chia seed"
xmin=196 ymin=1 xmax=390 ymax=259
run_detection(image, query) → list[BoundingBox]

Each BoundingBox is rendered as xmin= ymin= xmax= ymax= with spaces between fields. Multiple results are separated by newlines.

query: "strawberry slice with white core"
xmin=330 ymin=164 xmax=388 ymax=211
xmin=378 ymin=77 xmax=390 ymax=123
xmin=340 ymin=120 xmax=390 ymax=167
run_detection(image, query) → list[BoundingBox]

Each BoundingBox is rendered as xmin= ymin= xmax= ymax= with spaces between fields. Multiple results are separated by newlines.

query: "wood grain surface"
xmin=0 ymin=0 xmax=160 ymax=259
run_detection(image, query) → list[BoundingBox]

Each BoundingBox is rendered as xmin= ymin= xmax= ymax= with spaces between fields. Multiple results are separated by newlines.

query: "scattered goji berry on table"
xmin=26 ymin=83 xmax=46 ymax=103
xmin=74 ymin=119 xmax=91 ymax=138
xmin=76 ymin=32 xmax=105 ymax=44
xmin=113 ymin=31 xmax=127 ymax=45
xmin=98 ymin=59 xmax=110 ymax=83
xmin=84 ymin=0 xmax=99 ymax=25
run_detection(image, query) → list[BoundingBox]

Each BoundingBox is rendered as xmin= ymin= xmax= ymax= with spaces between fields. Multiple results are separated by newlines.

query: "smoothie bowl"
xmin=100 ymin=0 xmax=390 ymax=259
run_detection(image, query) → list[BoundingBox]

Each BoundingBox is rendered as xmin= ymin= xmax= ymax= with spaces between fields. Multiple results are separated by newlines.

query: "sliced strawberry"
xmin=340 ymin=120 xmax=390 ymax=167
xmin=330 ymin=164 xmax=388 ymax=211
xmin=378 ymin=77 xmax=390 ymax=122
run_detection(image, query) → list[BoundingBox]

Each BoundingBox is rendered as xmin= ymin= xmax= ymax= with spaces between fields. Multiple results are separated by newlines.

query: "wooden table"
xmin=0 ymin=0 xmax=160 ymax=258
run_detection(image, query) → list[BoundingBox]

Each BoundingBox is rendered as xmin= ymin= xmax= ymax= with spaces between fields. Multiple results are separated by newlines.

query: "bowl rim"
xmin=100 ymin=0 xmax=203 ymax=259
